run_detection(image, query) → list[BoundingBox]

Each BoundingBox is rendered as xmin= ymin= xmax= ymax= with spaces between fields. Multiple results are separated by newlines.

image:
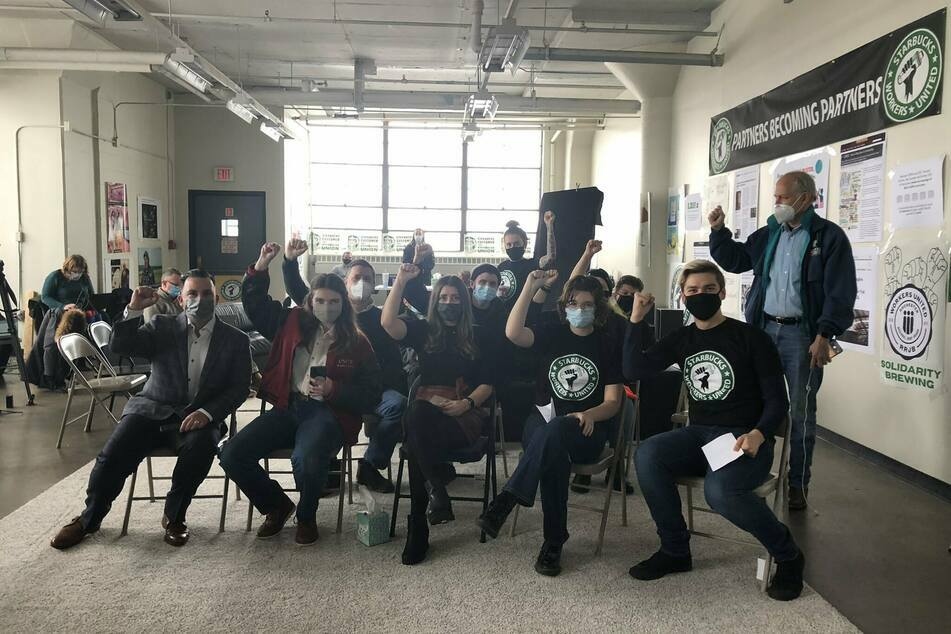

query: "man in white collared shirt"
xmin=51 ymin=270 xmax=251 ymax=551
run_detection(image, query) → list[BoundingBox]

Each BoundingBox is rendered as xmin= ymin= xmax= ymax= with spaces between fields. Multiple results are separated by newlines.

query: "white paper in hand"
xmin=701 ymin=433 xmax=743 ymax=471
xmin=536 ymin=401 xmax=554 ymax=423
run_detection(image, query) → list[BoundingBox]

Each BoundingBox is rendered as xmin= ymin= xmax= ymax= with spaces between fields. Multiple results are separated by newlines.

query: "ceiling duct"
xmin=62 ymin=0 xmax=142 ymax=22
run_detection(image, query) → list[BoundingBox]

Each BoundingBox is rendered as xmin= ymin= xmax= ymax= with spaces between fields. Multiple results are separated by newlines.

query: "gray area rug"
xmin=0 ymin=455 xmax=857 ymax=632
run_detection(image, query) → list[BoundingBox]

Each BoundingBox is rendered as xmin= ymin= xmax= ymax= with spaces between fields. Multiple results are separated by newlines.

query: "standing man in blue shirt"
xmin=708 ymin=171 xmax=856 ymax=510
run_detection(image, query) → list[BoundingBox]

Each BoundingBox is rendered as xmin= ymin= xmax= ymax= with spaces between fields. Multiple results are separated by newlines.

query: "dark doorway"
xmin=188 ymin=190 xmax=266 ymax=275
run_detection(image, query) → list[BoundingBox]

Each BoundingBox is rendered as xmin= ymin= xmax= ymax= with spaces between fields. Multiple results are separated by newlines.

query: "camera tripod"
xmin=0 ymin=259 xmax=35 ymax=411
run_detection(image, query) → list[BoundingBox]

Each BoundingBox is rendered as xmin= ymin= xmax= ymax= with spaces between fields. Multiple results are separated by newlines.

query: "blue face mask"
xmin=167 ymin=284 xmax=181 ymax=298
xmin=472 ymin=285 xmax=497 ymax=304
xmin=565 ymin=306 xmax=595 ymax=328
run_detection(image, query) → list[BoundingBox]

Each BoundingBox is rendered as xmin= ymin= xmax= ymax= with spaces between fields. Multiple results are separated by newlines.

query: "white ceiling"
xmin=2 ymin=0 xmax=725 ymax=102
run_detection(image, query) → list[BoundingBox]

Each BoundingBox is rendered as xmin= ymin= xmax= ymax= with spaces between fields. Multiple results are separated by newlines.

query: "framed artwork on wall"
xmin=138 ymin=196 xmax=160 ymax=240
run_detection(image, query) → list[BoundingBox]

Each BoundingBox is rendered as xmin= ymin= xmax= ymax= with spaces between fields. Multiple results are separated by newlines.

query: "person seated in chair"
xmin=622 ymin=259 xmax=804 ymax=601
xmin=50 ymin=270 xmax=251 ymax=550
xmin=143 ymin=268 xmax=183 ymax=321
xmin=282 ymin=237 xmax=406 ymax=493
xmin=381 ymin=265 xmax=494 ymax=565
xmin=478 ymin=272 xmax=624 ymax=577
xmin=219 ymin=242 xmax=382 ymax=546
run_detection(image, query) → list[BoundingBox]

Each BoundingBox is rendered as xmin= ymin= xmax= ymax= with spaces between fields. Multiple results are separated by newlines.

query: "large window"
xmin=294 ymin=121 xmax=542 ymax=256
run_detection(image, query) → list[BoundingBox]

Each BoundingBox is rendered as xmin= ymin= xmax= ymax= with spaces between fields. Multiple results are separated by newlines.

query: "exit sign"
xmin=214 ymin=166 xmax=234 ymax=182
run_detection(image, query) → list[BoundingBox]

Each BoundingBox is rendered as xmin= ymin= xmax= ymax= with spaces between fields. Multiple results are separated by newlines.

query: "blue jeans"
xmin=764 ymin=320 xmax=823 ymax=488
xmin=504 ymin=412 xmax=609 ymax=545
xmin=635 ymin=425 xmax=799 ymax=561
xmin=362 ymin=389 xmax=407 ymax=470
xmin=219 ymin=398 xmax=343 ymax=523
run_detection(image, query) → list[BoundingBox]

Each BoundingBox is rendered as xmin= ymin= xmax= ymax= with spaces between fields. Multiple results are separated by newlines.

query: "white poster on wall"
xmin=732 ymin=165 xmax=760 ymax=241
xmin=738 ymin=271 xmax=755 ymax=321
xmin=890 ymin=156 xmax=945 ymax=229
xmin=838 ymin=133 xmax=885 ymax=243
xmin=774 ymin=148 xmax=833 ymax=218
xmin=692 ymin=241 xmax=711 ymax=262
xmin=880 ymin=241 xmax=948 ymax=392
xmin=684 ymin=193 xmax=703 ymax=231
xmin=839 ymin=246 xmax=879 ymax=354
xmin=704 ymin=173 xmax=732 ymax=220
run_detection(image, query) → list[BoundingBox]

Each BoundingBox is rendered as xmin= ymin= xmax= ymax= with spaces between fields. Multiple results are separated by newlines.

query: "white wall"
xmin=590 ymin=118 xmax=642 ymax=282
xmin=665 ymin=0 xmax=951 ymax=483
xmin=174 ymin=102 xmax=286 ymax=297
xmin=0 ymin=17 xmax=73 ymax=299
xmin=0 ymin=17 xmax=172 ymax=300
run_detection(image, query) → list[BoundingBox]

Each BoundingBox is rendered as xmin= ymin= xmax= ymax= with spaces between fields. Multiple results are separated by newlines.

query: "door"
xmin=188 ymin=190 xmax=266 ymax=275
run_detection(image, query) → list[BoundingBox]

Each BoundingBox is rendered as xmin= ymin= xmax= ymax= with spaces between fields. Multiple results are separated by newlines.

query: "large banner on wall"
xmin=709 ymin=9 xmax=946 ymax=175
xmin=879 ymin=241 xmax=948 ymax=393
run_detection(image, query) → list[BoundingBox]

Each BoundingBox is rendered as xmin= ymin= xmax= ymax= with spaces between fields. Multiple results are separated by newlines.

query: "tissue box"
xmin=356 ymin=511 xmax=390 ymax=546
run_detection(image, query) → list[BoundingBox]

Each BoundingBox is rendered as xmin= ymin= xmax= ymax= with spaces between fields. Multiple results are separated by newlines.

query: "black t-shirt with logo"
xmin=531 ymin=322 xmax=624 ymax=417
xmin=497 ymin=258 xmax=539 ymax=309
xmin=622 ymin=318 xmax=788 ymax=436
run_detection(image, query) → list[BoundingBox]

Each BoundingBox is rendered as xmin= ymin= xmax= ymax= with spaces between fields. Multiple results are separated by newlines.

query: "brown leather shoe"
xmin=295 ymin=520 xmax=319 ymax=546
xmin=162 ymin=515 xmax=189 ymax=547
xmin=50 ymin=516 xmax=92 ymax=550
xmin=256 ymin=496 xmax=296 ymax=540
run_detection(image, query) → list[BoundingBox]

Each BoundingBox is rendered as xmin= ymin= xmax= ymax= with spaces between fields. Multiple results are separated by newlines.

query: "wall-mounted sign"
xmin=214 ymin=167 xmax=234 ymax=182
xmin=709 ymin=9 xmax=945 ymax=174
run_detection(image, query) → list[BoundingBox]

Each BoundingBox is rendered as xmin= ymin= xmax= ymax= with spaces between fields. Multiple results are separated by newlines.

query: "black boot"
xmin=629 ymin=549 xmax=693 ymax=580
xmin=356 ymin=459 xmax=395 ymax=493
xmin=610 ymin=470 xmax=635 ymax=494
xmin=767 ymin=551 xmax=805 ymax=601
xmin=427 ymin=484 xmax=455 ymax=525
xmin=477 ymin=490 xmax=517 ymax=539
xmin=534 ymin=540 xmax=563 ymax=576
xmin=788 ymin=487 xmax=808 ymax=511
xmin=401 ymin=515 xmax=430 ymax=565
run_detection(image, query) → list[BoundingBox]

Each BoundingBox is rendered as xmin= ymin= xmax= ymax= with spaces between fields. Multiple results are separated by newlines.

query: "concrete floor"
xmin=1 ymin=376 xmax=950 ymax=634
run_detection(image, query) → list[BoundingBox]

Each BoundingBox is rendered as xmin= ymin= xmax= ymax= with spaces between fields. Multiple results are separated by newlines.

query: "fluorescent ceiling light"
xmin=465 ymin=92 xmax=499 ymax=121
xmin=479 ymin=20 xmax=530 ymax=75
xmin=157 ymin=57 xmax=212 ymax=93
xmin=226 ymin=98 xmax=257 ymax=124
xmin=260 ymin=121 xmax=283 ymax=142
xmin=62 ymin=0 xmax=142 ymax=22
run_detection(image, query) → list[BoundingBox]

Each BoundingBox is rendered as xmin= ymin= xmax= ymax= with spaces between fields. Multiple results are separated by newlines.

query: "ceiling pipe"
xmin=470 ymin=0 xmax=483 ymax=55
xmin=524 ymin=47 xmax=723 ymax=67
xmin=0 ymin=46 xmax=165 ymax=65
xmin=0 ymin=60 xmax=152 ymax=71
xmin=0 ymin=6 xmax=718 ymax=37
xmin=249 ymin=87 xmax=640 ymax=114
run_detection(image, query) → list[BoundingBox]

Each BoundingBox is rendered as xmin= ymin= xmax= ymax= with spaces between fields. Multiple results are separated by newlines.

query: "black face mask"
xmin=616 ymin=295 xmax=635 ymax=314
xmin=437 ymin=303 xmax=463 ymax=323
xmin=684 ymin=292 xmax=722 ymax=321
xmin=506 ymin=246 xmax=525 ymax=261
xmin=342 ymin=258 xmax=352 ymax=265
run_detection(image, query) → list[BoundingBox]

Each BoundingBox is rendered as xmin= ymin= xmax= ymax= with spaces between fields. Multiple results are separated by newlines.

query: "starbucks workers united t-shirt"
xmin=531 ymin=322 xmax=624 ymax=417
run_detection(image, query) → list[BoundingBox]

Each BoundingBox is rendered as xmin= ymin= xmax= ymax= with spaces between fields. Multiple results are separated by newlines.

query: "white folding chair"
xmin=676 ymin=415 xmax=792 ymax=592
xmin=55 ymin=333 xmax=147 ymax=448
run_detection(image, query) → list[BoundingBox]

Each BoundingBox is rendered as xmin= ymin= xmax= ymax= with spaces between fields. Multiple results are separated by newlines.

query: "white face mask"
xmin=773 ymin=193 xmax=802 ymax=224
xmin=348 ymin=279 xmax=372 ymax=302
xmin=67 ymin=272 xmax=82 ymax=281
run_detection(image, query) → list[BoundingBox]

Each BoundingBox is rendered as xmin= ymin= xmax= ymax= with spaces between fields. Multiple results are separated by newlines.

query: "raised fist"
xmin=708 ymin=206 xmax=725 ymax=230
xmin=129 ymin=286 xmax=159 ymax=311
xmin=285 ymin=237 xmax=308 ymax=260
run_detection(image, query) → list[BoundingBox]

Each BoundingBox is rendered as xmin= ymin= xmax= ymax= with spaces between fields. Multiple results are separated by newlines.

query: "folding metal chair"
xmin=89 ymin=321 xmax=150 ymax=376
xmin=120 ymin=410 xmax=239 ymax=535
xmin=242 ymin=399 xmax=354 ymax=534
xmin=55 ymin=333 xmax=147 ymax=448
xmin=676 ymin=415 xmax=792 ymax=592
xmin=509 ymin=397 xmax=632 ymax=556
xmin=389 ymin=384 xmax=499 ymax=543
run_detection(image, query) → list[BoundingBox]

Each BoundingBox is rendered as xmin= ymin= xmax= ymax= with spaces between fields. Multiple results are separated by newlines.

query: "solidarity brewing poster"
xmin=880 ymin=241 xmax=948 ymax=392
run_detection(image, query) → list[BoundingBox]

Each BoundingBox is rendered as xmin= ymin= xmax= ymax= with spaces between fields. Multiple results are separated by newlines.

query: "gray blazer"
xmin=110 ymin=312 xmax=252 ymax=422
